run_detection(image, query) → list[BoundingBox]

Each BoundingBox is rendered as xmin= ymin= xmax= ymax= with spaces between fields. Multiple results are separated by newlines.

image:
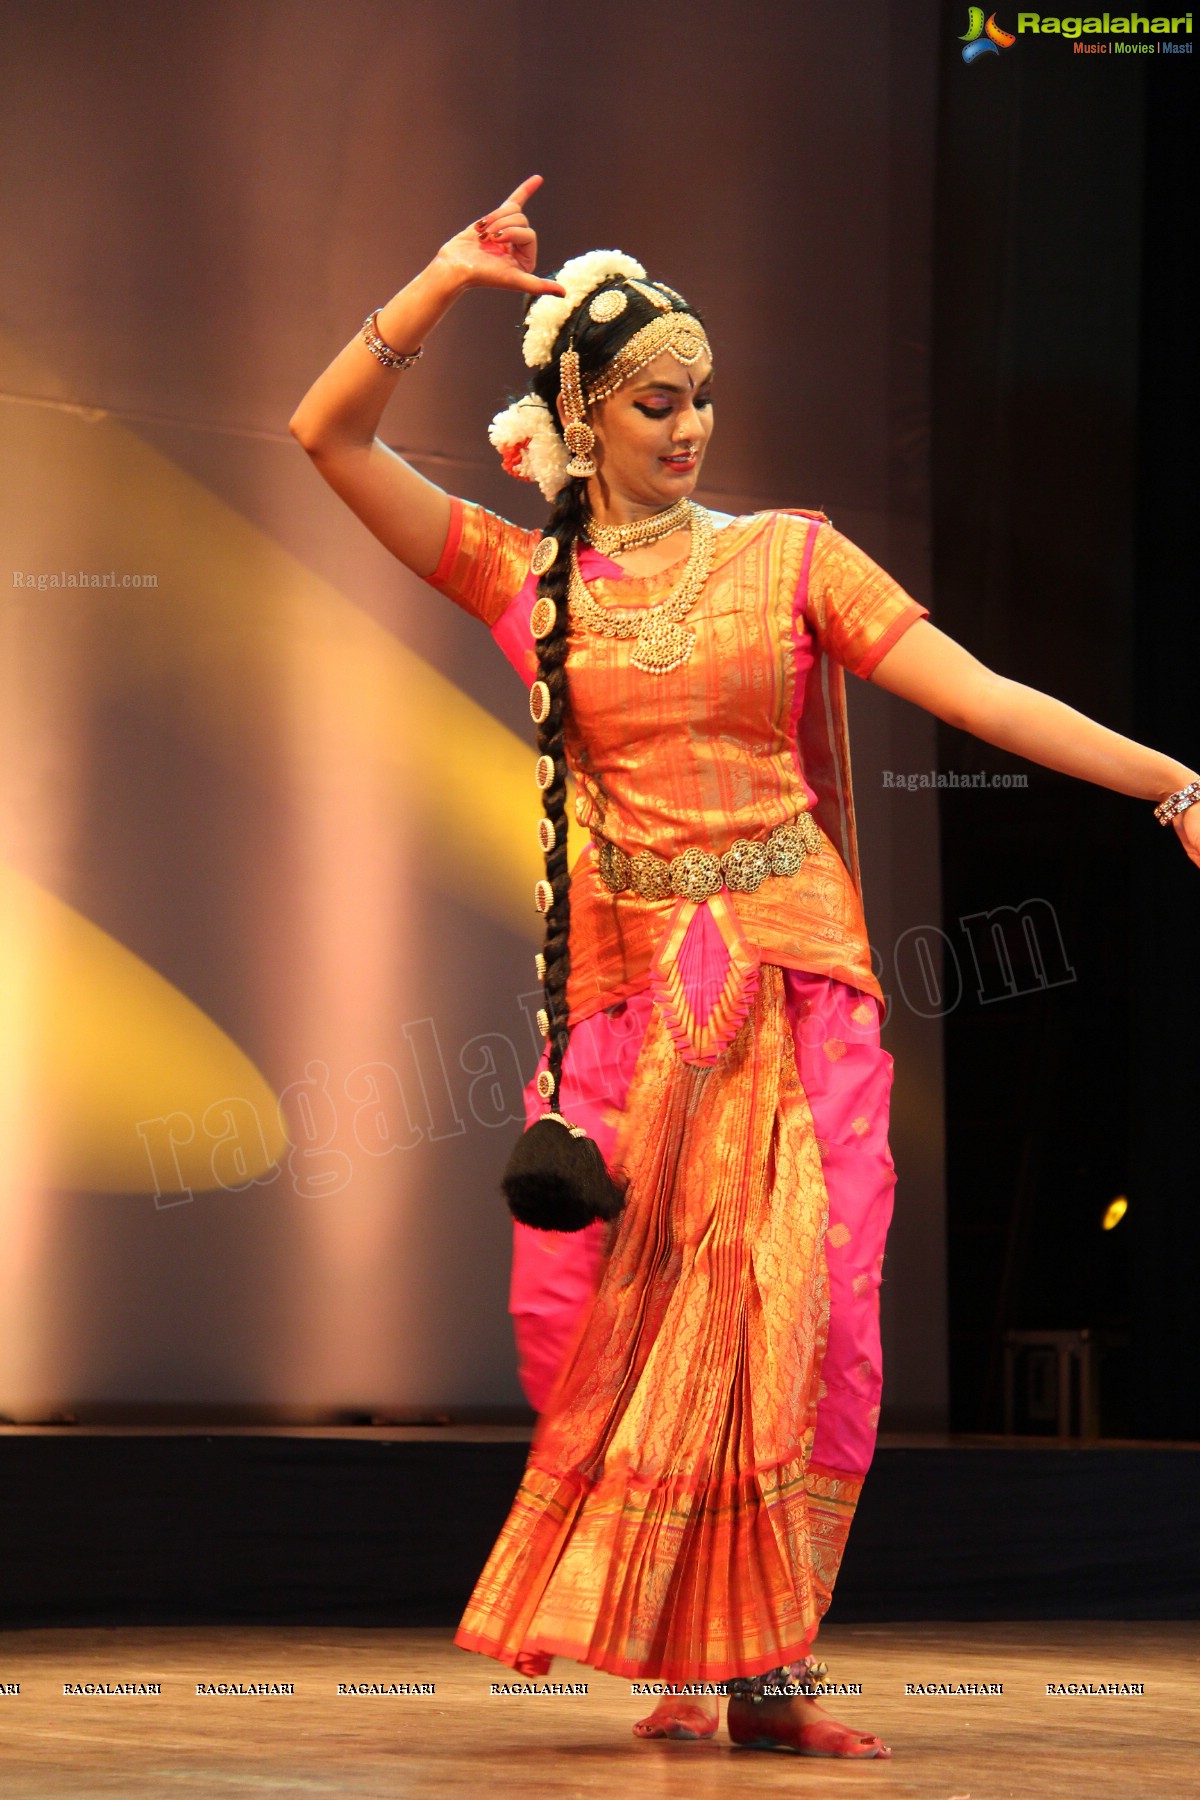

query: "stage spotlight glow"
xmin=0 ymin=863 xmax=287 ymax=1194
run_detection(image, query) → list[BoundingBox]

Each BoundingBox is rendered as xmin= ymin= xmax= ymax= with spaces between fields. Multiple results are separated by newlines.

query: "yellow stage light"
xmin=0 ymin=863 xmax=287 ymax=1193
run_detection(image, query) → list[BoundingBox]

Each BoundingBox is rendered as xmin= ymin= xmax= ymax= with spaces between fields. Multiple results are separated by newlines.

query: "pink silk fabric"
xmin=510 ymin=965 xmax=896 ymax=1482
xmin=430 ymin=503 xmax=930 ymax=1026
xmin=423 ymin=498 xmax=923 ymax=1493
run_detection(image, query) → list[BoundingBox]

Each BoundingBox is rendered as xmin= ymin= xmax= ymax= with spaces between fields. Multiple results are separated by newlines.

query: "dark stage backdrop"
xmin=1 ymin=0 xmax=948 ymax=1424
xmin=931 ymin=7 xmax=1198 ymax=1436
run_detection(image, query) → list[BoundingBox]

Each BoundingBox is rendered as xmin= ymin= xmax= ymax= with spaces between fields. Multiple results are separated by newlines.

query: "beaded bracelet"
xmin=361 ymin=309 xmax=423 ymax=373
xmin=1153 ymin=780 xmax=1200 ymax=826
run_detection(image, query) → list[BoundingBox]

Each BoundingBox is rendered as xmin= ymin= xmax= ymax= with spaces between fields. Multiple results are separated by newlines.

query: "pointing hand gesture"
xmin=436 ymin=174 xmax=566 ymax=298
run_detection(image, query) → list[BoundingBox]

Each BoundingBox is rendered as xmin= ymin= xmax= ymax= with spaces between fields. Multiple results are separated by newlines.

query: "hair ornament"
xmin=521 ymin=249 xmax=647 ymax=369
xmin=501 ymin=256 xmax=661 ymax=1240
xmin=530 ymin=594 xmax=557 ymax=639
xmin=626 ymin=278 xmax=673 ymax=312
xmin=589 ymin=288 xmax=628 ymax=323
xmin=488 ymin=393 xmax=571 ymax=502
xmin=529 ymin=679 xmax=551 ymax=724
xmin=541 ymin=1111 xmax=589 ymax=1139
xmin=530 ymin=536 xmax=559 ymax=576
xmin=492 ymin=254 xmax=701 ymax=498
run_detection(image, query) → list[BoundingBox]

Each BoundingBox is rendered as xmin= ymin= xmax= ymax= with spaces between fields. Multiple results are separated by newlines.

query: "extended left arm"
xmin=869 ymin=619 xmax=1200 ymax=865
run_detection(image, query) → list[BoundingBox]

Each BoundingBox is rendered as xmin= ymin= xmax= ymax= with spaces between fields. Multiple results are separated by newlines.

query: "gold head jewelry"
xmin=586 ymin=314 xmax=711 ymax=406
xmin=589 ymin=289 xmax=628 ymax=322
xmin=558 ymin=308 xmax=711 ymax=484
xmin=625 ymin=278 xmax=673 ymax=312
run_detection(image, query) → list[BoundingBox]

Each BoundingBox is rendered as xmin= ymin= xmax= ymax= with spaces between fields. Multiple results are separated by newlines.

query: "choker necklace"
xmin=581 ymin=498 xmax=691 ymax=556
xmin=569 ymin=500 xmax=715 ymax=674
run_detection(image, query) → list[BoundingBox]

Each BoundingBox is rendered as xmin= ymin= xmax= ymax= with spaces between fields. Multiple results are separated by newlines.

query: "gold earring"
xmin=560 ymin=348 xmax=597 ymax=479
xmin=564 ymin=424 xmax=596 ymax=478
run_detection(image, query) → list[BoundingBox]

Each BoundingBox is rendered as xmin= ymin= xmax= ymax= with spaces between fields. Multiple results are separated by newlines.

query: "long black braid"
xmin=500 ymin=276 xmax=704 ymax=1234
xmin=532 ymin=476 xmax=586 ymax=1107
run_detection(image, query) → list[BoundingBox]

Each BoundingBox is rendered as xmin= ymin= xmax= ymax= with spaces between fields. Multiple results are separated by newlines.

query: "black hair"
xmin=500 ymin=276 xmax=703 ymax=1234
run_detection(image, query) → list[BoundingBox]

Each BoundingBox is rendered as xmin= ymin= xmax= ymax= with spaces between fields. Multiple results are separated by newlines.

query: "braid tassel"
xmin=501 ymin=476 xmax=628 ymax=1234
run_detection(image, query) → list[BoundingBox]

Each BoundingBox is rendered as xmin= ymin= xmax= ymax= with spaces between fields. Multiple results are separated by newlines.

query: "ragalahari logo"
xmin=961 ymin=8 xmax=1017 ymax=60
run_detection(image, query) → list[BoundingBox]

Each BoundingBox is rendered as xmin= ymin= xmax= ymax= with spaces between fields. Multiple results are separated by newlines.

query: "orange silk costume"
xmin=426 ymin=500 xmax=928 ymax=1681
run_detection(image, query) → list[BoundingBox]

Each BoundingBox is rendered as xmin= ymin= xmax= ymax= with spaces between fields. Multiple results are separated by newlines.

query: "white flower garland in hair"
xmin=521 ymin=248 xmax=647 ymax=368
xmin=488 ymin=393 xmax=570 ymax=502
xmin=489 ymin=248 xmax=651 ymax=498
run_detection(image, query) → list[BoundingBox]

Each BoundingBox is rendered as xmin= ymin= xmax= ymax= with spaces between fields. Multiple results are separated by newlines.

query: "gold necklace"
xmin=569 ymin=500 xmax=715 ymax=674
xmin=581 ymin=498 xmax=691 ymax=556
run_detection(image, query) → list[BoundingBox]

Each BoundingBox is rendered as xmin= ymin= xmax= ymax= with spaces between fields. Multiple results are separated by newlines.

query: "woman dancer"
xmin=290 ymin=176 xmax=1200 ymax=1759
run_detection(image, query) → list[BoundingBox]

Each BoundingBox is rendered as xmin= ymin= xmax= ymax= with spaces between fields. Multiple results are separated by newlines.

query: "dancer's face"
xmin=584 ymin=350 xmax=715 ymax=514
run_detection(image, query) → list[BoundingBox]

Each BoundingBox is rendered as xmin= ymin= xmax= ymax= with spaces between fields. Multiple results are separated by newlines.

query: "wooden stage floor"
xmin=0 ymin=1620 xmax=1194 ymax=1798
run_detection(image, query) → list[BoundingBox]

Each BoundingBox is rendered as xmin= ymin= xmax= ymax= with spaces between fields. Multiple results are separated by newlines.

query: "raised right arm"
xmin=287 ymin=175 xmax=565 ymax=579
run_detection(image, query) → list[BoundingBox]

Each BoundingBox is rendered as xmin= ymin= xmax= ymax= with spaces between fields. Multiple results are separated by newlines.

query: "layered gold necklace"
xmin=569 ymin=500 xmax=715 ymax=675
xmin=581 ymin=498 xmax=691 ymax=556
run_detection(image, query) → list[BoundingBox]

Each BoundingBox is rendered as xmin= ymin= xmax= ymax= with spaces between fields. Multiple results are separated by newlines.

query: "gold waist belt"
xmin=593 ymin=814 xmax=822 ymax=904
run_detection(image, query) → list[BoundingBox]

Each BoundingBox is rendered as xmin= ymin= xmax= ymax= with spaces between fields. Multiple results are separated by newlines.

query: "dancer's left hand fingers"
xmin=485 ymin=225 xmax=536 ymax=251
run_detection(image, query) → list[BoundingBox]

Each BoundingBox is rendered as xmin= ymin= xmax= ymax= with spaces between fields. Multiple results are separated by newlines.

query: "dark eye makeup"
xmin=634 ymin=392 xmax=714 ymax=418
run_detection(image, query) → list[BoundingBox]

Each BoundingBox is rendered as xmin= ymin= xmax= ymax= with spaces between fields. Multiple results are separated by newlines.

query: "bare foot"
xmin=727 ymin=1692 xmax=891 ymax=1758
xmin=633 ymin=1695 xmax=719 ymax=1740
